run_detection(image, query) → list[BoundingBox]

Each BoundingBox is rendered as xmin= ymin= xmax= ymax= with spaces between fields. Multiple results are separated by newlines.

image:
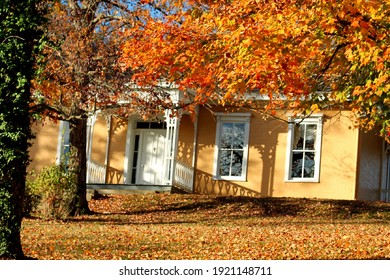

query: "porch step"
xmin=86 ymin=184 xmax=172 ymax=200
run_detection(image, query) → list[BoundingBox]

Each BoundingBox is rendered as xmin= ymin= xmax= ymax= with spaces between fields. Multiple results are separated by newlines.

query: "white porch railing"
xmin=173 ymin=161 xmax=194 ymax=192
xmin=87 ymin=160 xmax=106 ymax=184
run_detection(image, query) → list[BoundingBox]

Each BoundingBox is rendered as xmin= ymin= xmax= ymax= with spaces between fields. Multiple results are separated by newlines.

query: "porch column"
xmin=190 ymin=106 xmax=199 ymax=192
xmin=86 ymin=114 xmax=97 ymax=183
xmin=103 ymin=115 xmax=112 ymax=184
xmin=164 ymin=109 xmax=181 ymax=185
xmin=123 ymin=115 xmax=137 ymax=184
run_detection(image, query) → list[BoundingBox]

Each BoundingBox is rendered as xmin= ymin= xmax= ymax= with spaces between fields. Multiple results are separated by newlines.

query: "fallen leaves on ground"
xmin=21 ymin=194 xmax=390 ymax=260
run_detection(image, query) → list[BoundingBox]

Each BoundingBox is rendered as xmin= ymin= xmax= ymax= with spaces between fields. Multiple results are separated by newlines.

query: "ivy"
xmin=0 ymin=0 xmax=47 ymax=259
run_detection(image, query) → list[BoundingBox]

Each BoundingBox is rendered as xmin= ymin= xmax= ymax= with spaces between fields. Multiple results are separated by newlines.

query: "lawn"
xmin=21 ymin=193 xmax=390 ymax=260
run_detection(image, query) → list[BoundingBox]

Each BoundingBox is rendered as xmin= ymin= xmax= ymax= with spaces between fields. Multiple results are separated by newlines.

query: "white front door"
xmin=137 ymin=130 xmax=166 ymax=185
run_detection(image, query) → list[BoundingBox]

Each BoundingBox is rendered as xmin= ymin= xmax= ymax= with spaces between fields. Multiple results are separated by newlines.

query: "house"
xmin=28 ymin=95 xmax=390 ymax=202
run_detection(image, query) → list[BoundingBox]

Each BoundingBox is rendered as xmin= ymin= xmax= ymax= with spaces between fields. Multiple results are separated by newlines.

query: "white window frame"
xmin=56 ymin=120 xmax=70 ymax=165
xmin=285 ymin=114 xmax=323 ymax=182
xmin=213 ymin=113 xmax=251 ymax=181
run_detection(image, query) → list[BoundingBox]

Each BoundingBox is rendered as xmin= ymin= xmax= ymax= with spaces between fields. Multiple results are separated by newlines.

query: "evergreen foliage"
xmin=0 ymin=0 xmax=46 ymax=259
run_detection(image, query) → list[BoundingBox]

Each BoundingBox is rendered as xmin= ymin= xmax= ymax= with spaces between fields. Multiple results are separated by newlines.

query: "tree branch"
xmin=1 ymin=35 xmax=25 ymax=44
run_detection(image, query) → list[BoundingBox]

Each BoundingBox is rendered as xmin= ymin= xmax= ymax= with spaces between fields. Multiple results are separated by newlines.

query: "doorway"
xmin=130 ymin=122 xmax=167 ymax=185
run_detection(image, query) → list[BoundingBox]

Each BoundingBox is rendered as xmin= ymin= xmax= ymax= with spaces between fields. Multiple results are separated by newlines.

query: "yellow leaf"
xmin=310 ymin=104 xmax=319 ymax=112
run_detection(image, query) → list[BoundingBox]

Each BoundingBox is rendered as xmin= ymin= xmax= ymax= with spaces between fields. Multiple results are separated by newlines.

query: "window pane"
xmin=150 ymin=122 xmax=164 ymax=129
xmin=232 ymin=123 xmax=245 ymax=149
xmin=217 ymin=117 xmax=249 ymax=179
xmin=293 ymin=125 xmax=304 ymax=150
xmin=136 ymin=122 xmax=150 ymax=129
xmin=231 ymin=150 xmax=243 ymax=176
xmin=62 ymin=121 xmax=70 ymax=143
xmin=305 ymin=124 xmax=317 ymax=150
xmin=134 ymin=135 xmax=140 ymax=151
xmin=303 ymin=152 xmax=315 ymax=178
xmin=287 ymin=117 xmax=321 ymax=181
xmin=219 ymin=150 xmax=231 ymax=176
xmin=221 ymin=123 xmax=233 ymax=149
xmin=291 ymin=152 xmax=303 ymax=178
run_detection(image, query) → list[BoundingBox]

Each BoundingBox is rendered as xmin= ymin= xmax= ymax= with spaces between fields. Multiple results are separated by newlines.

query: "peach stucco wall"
xmin=90 ymin=116 xmax=129 ymax=184
xmin=106 ymin=117 xmax=128 ymax=184
xmin=90 ymin=116 xmax=108 ymax=165
xmin=30 ymin=108 xmax=376 ymax=201
xmin=28 ymin=120 xmax=59 ymax=174
xmin=177 ymin=114 xmax=195 ymax=166
xmin=275 ymin=112 xmax=359 ymax=199
xmin=29 ymin=116 xmax=129 ymax=184
xmin=192 ymin=107 xmax=359 ymax=200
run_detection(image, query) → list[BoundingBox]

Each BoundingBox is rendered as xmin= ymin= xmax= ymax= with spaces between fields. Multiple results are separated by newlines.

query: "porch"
xmin=86 ymin=160 xmax=194 ymax=199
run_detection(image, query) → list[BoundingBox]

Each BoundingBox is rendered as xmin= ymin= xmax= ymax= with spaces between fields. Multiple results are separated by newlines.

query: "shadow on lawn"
xmin=67 ymin=195 xmax=390 ymax=225
xmin=116 ymin=196 xmax=390 ymax=217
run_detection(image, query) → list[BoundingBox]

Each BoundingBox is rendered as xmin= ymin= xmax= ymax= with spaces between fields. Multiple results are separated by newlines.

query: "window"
xmin=130 ymin=135 xmax=140 ymax=184
xmin=213 ymin=113 xmax=251 ymax=181
xmin=285 ymin=116 xmax=323 ymax=182
xmin=56 ymin=120 xmax=70 ymax=165
xmin=136 ymin=121 xmax=166 ymax=129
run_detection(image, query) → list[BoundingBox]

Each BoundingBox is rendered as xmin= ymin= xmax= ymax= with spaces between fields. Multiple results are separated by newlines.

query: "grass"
xmin=21 ymin=193 xmax=390 ymax=260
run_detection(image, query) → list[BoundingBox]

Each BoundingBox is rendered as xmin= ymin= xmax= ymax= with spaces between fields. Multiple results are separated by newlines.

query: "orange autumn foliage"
xmin=120 ymin=0 xmax=390 ymax=138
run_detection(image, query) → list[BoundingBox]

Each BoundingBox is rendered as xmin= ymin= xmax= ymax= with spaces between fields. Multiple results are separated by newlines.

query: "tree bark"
xmin=0 ymin=0 xmax=45 ymax=260
xmin=0 ymin=174 xmax=26 ymax=259
xmin=68 ymin=117 xmax=90 ymax=216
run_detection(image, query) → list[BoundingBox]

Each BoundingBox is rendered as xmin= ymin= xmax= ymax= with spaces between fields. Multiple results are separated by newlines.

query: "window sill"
xmin=213 ymin=176 xmax=247 ymax=182
xmin=285 ymin=178 xmax=320 ymax=183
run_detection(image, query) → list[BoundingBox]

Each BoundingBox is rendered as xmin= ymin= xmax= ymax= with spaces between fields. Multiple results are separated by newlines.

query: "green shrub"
xmin=23 ymin=174 xmax=40 ymax=217
xmin=25 ymin=164 xmax=77 ymax=219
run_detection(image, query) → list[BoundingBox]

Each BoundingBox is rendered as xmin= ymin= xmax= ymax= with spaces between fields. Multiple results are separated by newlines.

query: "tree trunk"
xmin=0 ymin=0 xmax=45 ymax=260
xmin=0 ymin=173 xmax=26 ymax=259
xmin=68 ymin=117 xmax=90 ymax=216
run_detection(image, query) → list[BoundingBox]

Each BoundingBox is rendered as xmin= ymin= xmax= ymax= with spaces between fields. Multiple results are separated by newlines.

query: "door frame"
xmin=123 ymin=118 xmax=167 ymax=185
xmin=135 ymin=129 xmax=166 ymax=185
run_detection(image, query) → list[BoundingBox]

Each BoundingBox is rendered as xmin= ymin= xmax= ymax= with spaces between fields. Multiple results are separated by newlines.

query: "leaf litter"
xmin=21 ymin=193 xmax=390 ymax=260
